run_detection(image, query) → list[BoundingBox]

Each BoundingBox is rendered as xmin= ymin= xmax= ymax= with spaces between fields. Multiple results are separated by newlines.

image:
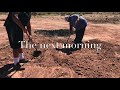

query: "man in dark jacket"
xmin=4 ymin=12 xmax=32 ymax=67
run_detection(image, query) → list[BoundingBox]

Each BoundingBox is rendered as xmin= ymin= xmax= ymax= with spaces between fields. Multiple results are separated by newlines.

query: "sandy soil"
xmin=0 ymin=15 xmax=120 ymax=78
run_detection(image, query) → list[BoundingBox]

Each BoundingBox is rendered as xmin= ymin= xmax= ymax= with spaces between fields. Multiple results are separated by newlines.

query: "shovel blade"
xmin=32 ymin=51 xmax=42 ymax=57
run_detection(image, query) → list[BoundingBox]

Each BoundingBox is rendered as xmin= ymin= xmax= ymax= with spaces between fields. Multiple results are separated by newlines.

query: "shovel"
xmin=64 ymin=30 xmax=71 ymax=46
xmin=26 ymin=32 xmax=41 ymax=57
xmin=63 ymin=30 xmax=73 ymax=55
xmin=32 ymin=45 xmax=41 ymax=57
xmin=64 ymin=28 xmax=75 ymax=45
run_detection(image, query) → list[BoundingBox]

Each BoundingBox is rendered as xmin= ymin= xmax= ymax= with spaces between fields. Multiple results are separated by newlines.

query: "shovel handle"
xmin=26 ymin=32 xmax=30 ymax=39
xmin=26 ymin=32 xmax=33 ymax=43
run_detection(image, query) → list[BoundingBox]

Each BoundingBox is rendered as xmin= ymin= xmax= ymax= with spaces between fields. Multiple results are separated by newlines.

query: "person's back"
xmin=4 ymin=12 xmax=31 ymax=27
xmin=65 ymin=14 xmax=88 ymax=50
xmin=69 ymin=14 xmax=87 ymax=30
xmin=4 ymin=12 xmax=16 ymax=27
xmin=18 ymin=12 xmax=31 ymax=26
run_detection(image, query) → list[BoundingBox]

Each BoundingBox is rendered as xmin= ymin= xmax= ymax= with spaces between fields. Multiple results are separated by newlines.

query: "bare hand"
xmin=70 ymin=27 xmax=75 ymax=34
xmin=23 ymin=28 xmax=28 ymax=33
xmin=28 ymin=35 xmax=33 ymax=43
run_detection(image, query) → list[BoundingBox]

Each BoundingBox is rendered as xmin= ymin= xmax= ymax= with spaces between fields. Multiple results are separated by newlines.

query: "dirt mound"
xmin=22 ymin=65 xmax=76 ymax=78
xmin=0 ymin=15 xmax=120 ymax=78
xmin=0 ymin=35 xmax=119 ymax=78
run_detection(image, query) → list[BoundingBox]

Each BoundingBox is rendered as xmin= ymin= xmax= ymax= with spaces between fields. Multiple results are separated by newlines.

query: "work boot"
xmin=13 ymin=63 xmax=21 ymax=70
xmin=70 ymin=42 xmax=82 ymax=51
xmin=13 ymin=63 xmax=25 ymax=70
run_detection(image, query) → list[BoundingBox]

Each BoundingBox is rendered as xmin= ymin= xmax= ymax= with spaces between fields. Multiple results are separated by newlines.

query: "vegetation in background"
xmin=0 ymin=12 xmax=120 ymax=24
xmin=0 ymin=12 xmax=120 ymax=16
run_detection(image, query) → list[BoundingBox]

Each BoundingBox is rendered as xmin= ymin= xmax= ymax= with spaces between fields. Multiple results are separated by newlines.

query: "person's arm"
xmin=69 ymin=21 xmax=75 ymax=34
xmin=10 ymin=12 xmax=27 ymax=33
xmin=69 ymin=22 xmax=74 ymax=33
xmin=26 ymin=20 xmax=33 ymax=43
xmin=27 ymin=21 xmax=32 ymax=35
xmin=69 ymin=16 xmax=78 ymax=34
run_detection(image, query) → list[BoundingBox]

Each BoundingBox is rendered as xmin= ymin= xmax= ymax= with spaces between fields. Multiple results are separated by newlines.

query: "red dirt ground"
xmin=0 ymin=15 xmax=120 ymax=78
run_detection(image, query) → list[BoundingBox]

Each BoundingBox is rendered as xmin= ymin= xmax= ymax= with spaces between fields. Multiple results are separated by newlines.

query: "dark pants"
xmin=74 ymin=27 xmax=86 ymax=44
xmin=5 ymin=25 xmax=23 ymax=49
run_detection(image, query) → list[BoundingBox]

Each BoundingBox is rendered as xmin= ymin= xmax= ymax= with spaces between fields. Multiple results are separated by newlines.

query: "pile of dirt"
xmin=0 ymin=34 xmax=120 ymax=78
xmin=0 ymin=15 xmax=120 ymax=78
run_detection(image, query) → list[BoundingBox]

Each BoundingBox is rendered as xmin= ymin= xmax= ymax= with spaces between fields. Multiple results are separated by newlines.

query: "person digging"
xmin=4 ymin=12 xmax=32 ymax=68
xmin=65 ymin=14 xmax=87 ymax=51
